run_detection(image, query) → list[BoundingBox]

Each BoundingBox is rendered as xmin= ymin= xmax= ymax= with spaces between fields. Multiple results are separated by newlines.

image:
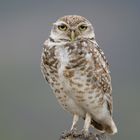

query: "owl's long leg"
xmin=82 ymin=112 xmax=91 ymax=136
xmin=71 ymin=114 xmax=79 ymax=130
xmin=61 ymin=114 xmax=79 ymax=138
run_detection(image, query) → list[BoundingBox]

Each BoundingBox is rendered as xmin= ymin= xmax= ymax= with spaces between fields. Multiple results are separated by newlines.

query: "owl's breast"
xmin=55 ymin=42 xmax=94 ymax=92
xmin=56 ymin=42 xmax=88 ymax=76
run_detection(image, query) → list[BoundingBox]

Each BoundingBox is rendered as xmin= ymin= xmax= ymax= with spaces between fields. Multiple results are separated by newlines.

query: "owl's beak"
xmin=70 ymin=30 xmax=76 ymax=42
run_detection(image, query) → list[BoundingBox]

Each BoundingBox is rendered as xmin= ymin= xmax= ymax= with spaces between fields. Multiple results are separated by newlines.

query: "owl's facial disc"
xmin=51 ymin=19 xmax=95 ymax=42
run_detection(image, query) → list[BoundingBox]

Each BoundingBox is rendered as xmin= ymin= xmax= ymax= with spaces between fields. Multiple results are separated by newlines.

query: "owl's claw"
xmin=81 ymin=129 xmax=90 ymax=138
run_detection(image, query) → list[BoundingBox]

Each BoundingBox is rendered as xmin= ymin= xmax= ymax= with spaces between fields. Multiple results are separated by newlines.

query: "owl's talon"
xmin=81 ymin=129 xmax=90 ymax=138
xmin=61 ymin=131 xmax=69 ymax=138
xmin=71 ymin=128 xmax=77 ymax=134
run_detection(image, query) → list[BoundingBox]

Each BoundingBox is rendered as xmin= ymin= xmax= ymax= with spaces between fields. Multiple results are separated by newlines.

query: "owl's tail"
xmin=90 ymin=118 xmax=117 ymax=135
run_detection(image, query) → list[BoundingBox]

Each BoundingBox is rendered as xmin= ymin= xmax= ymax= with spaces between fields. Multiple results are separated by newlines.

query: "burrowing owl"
xmin=41 ymin=15 xmax=117 ymax=137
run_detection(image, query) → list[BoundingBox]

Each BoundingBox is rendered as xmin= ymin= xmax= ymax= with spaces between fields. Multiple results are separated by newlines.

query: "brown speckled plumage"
xmin=58 ymin=15 xmax=86 ymax=27
xmin=41 ymin=15 xmax=117 ymax=137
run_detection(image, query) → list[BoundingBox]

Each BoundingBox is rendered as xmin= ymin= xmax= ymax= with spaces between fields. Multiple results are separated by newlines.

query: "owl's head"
xmin=50 ymin=15 xmax=95 ymax=42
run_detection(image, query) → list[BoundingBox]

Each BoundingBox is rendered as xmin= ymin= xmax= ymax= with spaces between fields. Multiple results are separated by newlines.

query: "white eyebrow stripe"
xmin=53 ymin=21 xmax=67 ymax=26
xmin=75 ymin=22 xmax=92 ymax=28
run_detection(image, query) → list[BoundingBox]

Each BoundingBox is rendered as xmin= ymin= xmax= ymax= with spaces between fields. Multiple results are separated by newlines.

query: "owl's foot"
xmin=81 ymin=129 xmax=90 ymax=138
xmin=60 ymin=113 xmax=80 ymax=138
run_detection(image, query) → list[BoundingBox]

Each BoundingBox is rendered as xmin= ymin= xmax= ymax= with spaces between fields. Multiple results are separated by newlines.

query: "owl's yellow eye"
xmin=58 ymin=24 xmax=67 ymax=31
xmin=79 ymin=25 xmax=88 ymax=31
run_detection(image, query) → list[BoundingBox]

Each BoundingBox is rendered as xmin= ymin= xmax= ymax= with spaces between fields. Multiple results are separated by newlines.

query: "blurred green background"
xmin=0 ymin=0 xmax=140 ymax=140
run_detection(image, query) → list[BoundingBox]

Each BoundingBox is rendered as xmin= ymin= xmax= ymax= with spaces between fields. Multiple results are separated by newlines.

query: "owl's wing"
xmin=80 ymin=41 xmax=114 ymax=132
xmin=92 ymin=40 xmax=110 ymax=74
xmin=41 ymin=39 xmax=56 ymax=83
xmin=91 ymin=42 xmax=113 ymax=115
xmin=41 ymin=39 xmax=49 ymax=80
